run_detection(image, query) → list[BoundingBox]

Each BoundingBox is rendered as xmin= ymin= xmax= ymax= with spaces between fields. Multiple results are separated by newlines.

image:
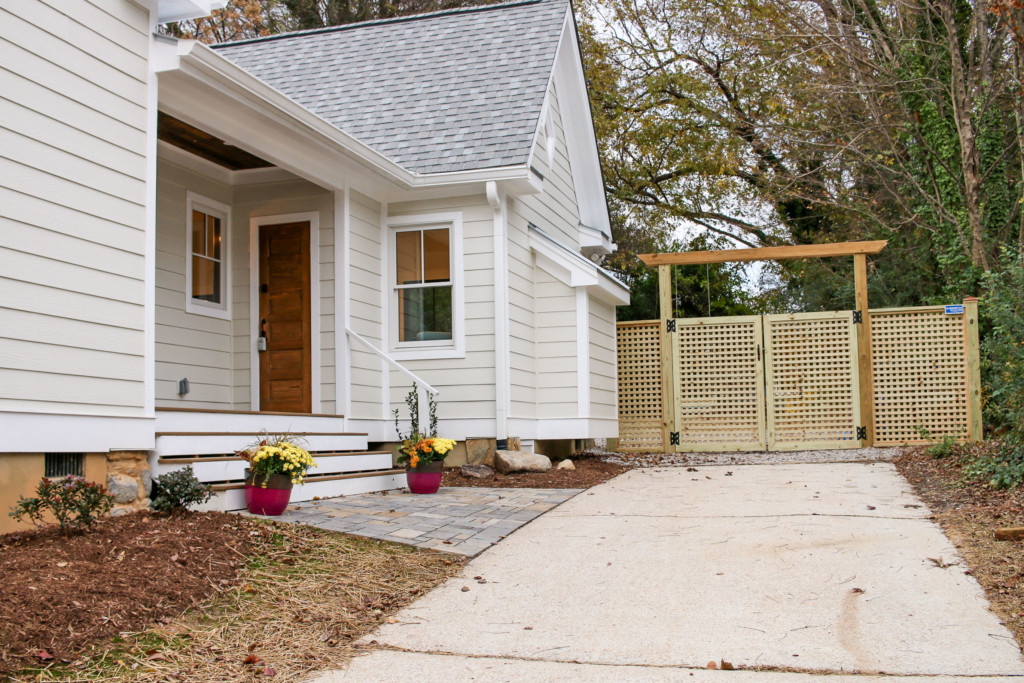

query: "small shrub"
xmin=964 ymin=442 xmax=1024 ymax=489
xmin=9 ymin=476 xmax=113 ymax=534
xmin=926 ymin=434 xmax=959 ymax=459
xmin=151 ymin=466 xmax=212 ymax=514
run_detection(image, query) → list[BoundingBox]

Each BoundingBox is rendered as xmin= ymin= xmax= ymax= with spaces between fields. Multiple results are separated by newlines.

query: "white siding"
xmin=154 ymin=161 xmax=233 ymax=408
xmin=534 ymin=271 xmax=578 ymax=418
xmin=0 ymin=0 xmax=149 ymax=416
xmin=511 ymin=84 xmax=580 ymax=248
xmin=507 ymin=203 xmax=536 ymax=419
xmin=589 ymin=297 xmax=618 ymax=419
xmin=348 ymin=190 xmax=385 ymax=419
xmin=232 ymin=179 xmax=336 ymax=412
xmin=386 ymin=195 xmax=496 ymax=423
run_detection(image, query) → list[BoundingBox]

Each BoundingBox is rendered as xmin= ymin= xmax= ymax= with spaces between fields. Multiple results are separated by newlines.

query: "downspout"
xmin=486 ymin=181 xmax=510 ymax=441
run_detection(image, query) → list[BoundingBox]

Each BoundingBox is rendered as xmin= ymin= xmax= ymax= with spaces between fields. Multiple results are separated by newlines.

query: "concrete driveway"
xmin=314 ymin=463 xmax=1024 ymax=681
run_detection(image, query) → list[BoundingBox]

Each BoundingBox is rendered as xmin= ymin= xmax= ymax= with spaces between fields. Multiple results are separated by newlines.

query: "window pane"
xmin=192 ymin=256 xmax=221 ymax=304
xmin=399 ymin=286 xmax=452 ymax=342
xmin=423 ymin=228 xmax=450 ymax=283
xmin=192 ymin=210 xmax=206 ymax=257
xmin=207 ymin=215 xmax=221 ymax=260
xmin=395 ymin=230 xmax=422 ymax=286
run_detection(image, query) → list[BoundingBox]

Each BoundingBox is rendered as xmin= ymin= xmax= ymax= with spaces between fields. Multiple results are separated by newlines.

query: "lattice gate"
xmin=763 ymin=312 xmax=861 ymax=450
xmin=673 ymin=316 xmax=766 ymax=451
xmin=615 ymin=303 xmax=979 ymax=452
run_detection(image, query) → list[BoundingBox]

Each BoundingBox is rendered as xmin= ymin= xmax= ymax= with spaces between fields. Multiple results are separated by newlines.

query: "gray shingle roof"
xmin=213 ymin=0 xmax=568 ymax=175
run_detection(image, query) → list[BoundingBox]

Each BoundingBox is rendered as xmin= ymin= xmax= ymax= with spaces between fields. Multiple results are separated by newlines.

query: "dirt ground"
xmin=893 ymin=445 xmax=1024 ymax=649
xmin=0 ymin=512 xmax=259 ymax=676
xmin=442 ymin=455 xmax=627 ymax=489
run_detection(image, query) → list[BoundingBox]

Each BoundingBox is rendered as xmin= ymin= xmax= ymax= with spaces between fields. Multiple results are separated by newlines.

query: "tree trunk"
xmin=940 ymin=0 xmax=989 ymax=270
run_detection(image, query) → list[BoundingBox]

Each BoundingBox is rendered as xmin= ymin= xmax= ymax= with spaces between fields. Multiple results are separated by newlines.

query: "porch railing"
xmin=345 ymin=328 xmax=437 ymax=430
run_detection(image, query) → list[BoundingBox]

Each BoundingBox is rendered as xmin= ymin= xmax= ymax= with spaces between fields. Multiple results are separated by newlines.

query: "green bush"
xmin=151 ymin=466 xmax=212 ymax=514
xmin=925 ymin=434 xmax=958 ymax=459
xmin=9 ymin=476 xmax=113 ymax=534
xmin=978 ymin=254 xmax=1024 ymax=488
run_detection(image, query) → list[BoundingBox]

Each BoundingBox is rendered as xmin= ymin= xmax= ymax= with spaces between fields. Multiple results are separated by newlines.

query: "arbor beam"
xmin=639 ymin=241 xmax=888 ymax=266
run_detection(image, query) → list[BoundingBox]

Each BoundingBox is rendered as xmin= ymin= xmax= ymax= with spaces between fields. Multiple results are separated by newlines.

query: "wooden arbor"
xmin=639 ymin=241 xmax=889 ymax=447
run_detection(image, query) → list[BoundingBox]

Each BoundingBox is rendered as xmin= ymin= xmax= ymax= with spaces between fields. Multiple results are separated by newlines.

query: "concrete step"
xmin=201 ymin=469 xmax=408 ymax=512
xmin=155 ymin=451 xmax=394 ymax=482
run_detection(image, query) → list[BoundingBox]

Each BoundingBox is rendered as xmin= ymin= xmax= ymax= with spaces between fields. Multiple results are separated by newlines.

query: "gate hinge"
xmin=666 ymin=319 xmax=676 ymax=332
xmin=670 ymin=431 xmax=680 ymax=446
xmin=857 ymin=426 xmax=867 ymax=440
xmin=852 ymin=310 xmax=863 ymax=324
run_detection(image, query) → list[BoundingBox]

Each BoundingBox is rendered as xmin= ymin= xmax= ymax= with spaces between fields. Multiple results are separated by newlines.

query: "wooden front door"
xmin=259 ymin=222 xmax=311 ymax=413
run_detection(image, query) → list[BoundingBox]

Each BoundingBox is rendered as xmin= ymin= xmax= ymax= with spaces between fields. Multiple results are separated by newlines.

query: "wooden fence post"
xmin=854 ymin=254 xmax=875 ymax=447
xmin=658 ymin=265 xmax=675 ymax=451
xmin=963 ymin=297 xmax=983 ymax=442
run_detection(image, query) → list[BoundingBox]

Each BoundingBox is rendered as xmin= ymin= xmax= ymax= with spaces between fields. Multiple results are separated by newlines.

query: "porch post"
xmin=854 ymin=254 xmax=875 ymax=447
xmin=658 ymin=265 xmax=675 ymax=451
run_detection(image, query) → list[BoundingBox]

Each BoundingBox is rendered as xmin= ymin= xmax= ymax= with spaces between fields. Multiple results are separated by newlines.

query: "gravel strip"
xmin=592 ymin=447 xmax=900 ymax=468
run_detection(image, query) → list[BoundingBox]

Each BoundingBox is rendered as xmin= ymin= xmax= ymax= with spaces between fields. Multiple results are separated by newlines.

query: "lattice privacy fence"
xmin=615 ymin=321 xmax=664 ymax=451
xmin=616 ymin=303 xmax=979 ymax=452
xmin=870 ymin=306 xmax=969 ymax=445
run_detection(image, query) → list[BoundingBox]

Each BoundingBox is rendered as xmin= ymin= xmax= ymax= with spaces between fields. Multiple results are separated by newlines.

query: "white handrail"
xmin=345 ymin=327 xmax=439 ymax=395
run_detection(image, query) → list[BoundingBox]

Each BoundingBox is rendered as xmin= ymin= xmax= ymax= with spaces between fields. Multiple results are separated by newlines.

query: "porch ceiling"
xmin=158 ymin=113 xmax=273 ymax=171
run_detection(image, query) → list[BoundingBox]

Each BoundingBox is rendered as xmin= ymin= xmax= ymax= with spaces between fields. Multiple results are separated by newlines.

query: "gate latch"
xmin=857 ymin=426 xmax=867 ymax=440
xmin=852 ymin=310 xmax=863 ymax=324
xmin=670 ymin=431 xmax=680 ymax=446
xmin=666 ymin=319 xmax=676 ymax=332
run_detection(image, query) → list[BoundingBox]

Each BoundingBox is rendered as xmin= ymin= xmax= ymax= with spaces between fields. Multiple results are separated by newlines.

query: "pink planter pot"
xmin=406 ymin=460 xmax=443 ymax=494
xmin=244 ymin=470 xmax=293 ymax=516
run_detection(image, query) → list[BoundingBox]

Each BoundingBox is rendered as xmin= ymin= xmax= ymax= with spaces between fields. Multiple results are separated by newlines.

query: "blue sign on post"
xmin=945 ymin=304 xmax=964 ymax=315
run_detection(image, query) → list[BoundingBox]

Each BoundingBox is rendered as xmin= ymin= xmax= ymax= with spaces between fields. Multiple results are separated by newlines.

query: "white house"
xmin=0 ymin=0 xmax=628 ymax=523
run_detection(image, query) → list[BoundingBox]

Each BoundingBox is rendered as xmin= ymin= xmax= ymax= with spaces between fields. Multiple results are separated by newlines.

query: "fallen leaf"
xmin=707 ymin=661 xmax=717 ymax=669
xmin=36 ymin=650 xmax=54 ymax=662
xmin=263 ymin=666 xmax=277 ymax=677
xmin=461 ymin=586 xmax=470 ymax=592
xmin=170 ymin=554 xmax=179 ymax=563
xmin=56 ymin=561 xmax=68 ymax=568
xmin=721 ymin=660 xmax=735 ymax=670
xmin=867 ymin=505 xmax=876 ymax=510
xmin=243 ymin=654 xmax=261 ymax=665
xmin=147 ymin=654 xmax=167 ymax=661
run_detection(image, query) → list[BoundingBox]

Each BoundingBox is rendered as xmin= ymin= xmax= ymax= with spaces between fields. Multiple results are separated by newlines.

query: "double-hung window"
xmin=388 ymin=213 xmax=463 ymax=359
xmin=185 ymin=192 xmax=231 ymax=319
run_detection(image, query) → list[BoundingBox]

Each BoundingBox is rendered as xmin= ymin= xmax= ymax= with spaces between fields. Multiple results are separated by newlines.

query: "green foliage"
xmin=9 ymin=476 xmax=113 ymax=534
xmin=151 ymin=466 xmax=213 ymax=514
xmin=974 ymin=255 xmax=1024 ymax=487
xmin=926 ymin=435 xmax=959 ymax=459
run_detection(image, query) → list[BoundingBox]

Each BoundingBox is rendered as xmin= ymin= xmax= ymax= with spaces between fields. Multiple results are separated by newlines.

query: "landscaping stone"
xmin=556 ymin=459 xmax=575 ymax=470
xmin=460 ymin=464 xmax=494 ymax=479
xmin=494 ymin=450 xmax=551 ymax=474
xmin=106 ymin=473 xmax=139 ymax=504
xmin=140 ymin=469 xmax=153 ymax=497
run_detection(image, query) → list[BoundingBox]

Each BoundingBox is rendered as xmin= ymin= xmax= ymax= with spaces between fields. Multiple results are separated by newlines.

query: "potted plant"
xmin=394 ymin=389 xmax=455 ymax=494
xmin=237 ymin=434 xmax=316 ymax=515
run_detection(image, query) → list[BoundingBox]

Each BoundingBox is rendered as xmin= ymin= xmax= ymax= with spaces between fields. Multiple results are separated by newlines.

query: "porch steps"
xmin=151 ymin=409 xmax=407 ymax=511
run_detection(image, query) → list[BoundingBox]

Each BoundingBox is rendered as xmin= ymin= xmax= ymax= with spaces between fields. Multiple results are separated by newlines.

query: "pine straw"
xmin=28 ymin=524 xmax=464 ymax=683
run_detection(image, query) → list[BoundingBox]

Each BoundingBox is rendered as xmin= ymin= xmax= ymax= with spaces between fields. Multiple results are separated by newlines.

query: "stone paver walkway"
xmin=243 ymin=487 xmax=581 ymax=556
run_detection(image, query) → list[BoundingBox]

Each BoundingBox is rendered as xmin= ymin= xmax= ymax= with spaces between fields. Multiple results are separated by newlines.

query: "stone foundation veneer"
xmin=105 ymin=451 xmax=151 ymax=516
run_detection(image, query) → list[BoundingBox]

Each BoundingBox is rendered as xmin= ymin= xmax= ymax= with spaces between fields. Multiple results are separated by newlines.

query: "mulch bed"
xmin=442 ymin=455 xmax=627 ymax=489
xmin=0 ymin=512 xmax=260 ymax=677
xmin=894 ymin=445 xmax=1024 ymax=650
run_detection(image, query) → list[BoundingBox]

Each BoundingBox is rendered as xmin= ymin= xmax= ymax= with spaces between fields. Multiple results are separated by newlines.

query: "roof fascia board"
xmin=529 ymin=224 xmax=630 ymax=304
xmin=552 ymin=12 xmax=612 ymax=238
xmin=160 ymin=40 xmax=538 ymax=193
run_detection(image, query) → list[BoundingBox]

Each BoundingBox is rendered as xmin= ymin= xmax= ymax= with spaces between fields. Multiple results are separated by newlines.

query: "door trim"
xmin=249 ymin=212 xmax=321 ymax=412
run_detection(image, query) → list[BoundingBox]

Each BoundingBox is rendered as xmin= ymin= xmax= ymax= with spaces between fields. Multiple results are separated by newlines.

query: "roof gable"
xmin=213 ymin=0 xmax=569 ymax=175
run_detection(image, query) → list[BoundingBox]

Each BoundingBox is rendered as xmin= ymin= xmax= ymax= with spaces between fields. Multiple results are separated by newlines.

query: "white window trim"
xmin=185 ymin=191 xmax=231 ymax=320
xmin=385 ymin=212 xmax=465 ymax=360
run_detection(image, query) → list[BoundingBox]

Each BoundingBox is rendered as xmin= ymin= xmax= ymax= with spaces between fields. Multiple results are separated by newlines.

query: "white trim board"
xmin=248 ymin=212 xmax=322 ymax=412
xmin=0 ymin=412 xmax=156 ymax=452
